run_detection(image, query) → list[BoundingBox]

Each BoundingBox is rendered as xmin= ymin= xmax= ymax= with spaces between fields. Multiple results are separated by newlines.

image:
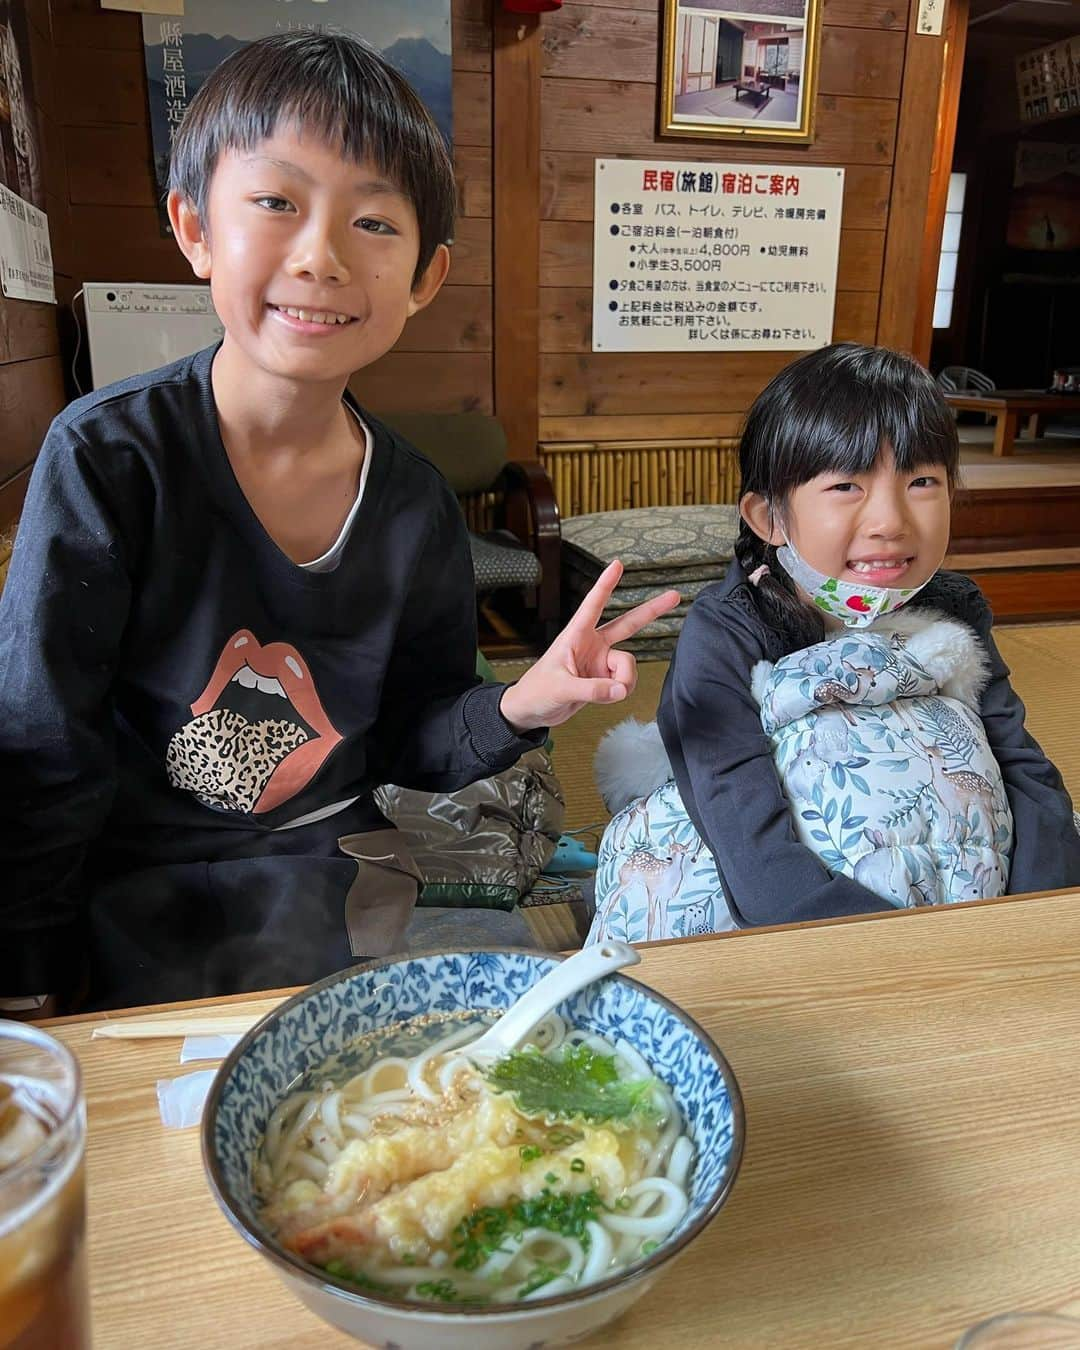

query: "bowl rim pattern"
xmin=202 ymin=945 xmax=745 ymax=1319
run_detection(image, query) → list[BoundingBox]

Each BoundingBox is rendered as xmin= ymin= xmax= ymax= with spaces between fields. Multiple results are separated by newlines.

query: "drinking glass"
xmin=0 ymin=1021 xmax=90 ymax=1349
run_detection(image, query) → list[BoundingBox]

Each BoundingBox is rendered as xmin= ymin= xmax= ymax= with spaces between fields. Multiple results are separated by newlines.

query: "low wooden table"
xmin=944 ymin=390 xmax=1079 ymax=457
xmin=45 ymin=893 xmax=1080 ymax=1348
xmin=733 ymin=80 xmax=771 ymax=107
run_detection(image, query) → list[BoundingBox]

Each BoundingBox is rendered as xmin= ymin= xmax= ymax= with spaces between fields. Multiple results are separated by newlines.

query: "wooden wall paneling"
xmin=819 ymin=26 xmax=905 ymax=98
xmin=0 ymin=357 xmax=67 ymax=483
xmin=453 ymin=0 xmax=493 ymax=73
xmin=38 ymin=110 xmax=67 ymax=205
xmin=349 ymin=354 xmax=493 ymax=415
xmin=821 ymin=0 xmax=909 ymax=28
xmin=540 ymin=350 xmax=795 ymax=417
xmin=56 ymin=46 xmax=145 ymax=126
xmin=395 ymin=286 xmax=492 ymax=353
xmin=49 ymin=0 xmax=141 ymax=51
xmin=876 ymin=1 xmax=948 ymax=351
xmin=542 ymin=6 xmax=904 ymax=103
xmin=453 ymin=71 xmax=492 ymax=147
xmin=454 ymin=146 xmax=493 ymax=218
xmin=24 ymin=0 xmax=50 ymax=42
xmin=541 ymin=79 xmax=898 ymax=165
xmin=68 ymin=206 xmax=192 ymax=285
xmin=492 ymin=10 xmax=541 ymax=460
xmin=540 ymin=219 xmax=885 ymax=291
xmin=0 ymin=296 xmax=61 ymax=364
xmin=836 ymin=227 xmax=886 ymax=292
xmin=542 ymin=154 xmax=893 ymax=229
xmin=65 ymin=124 xmax=156 ymax=207
xmin=44 ymin=192 xmax=74 ymax=279
xmin=832 ymin=290 xmax=880 ymax=343
xmin=539 ymin=412 xmax=747 ymax=441
xmin=453 ymin=216 xmax=493 ymax=287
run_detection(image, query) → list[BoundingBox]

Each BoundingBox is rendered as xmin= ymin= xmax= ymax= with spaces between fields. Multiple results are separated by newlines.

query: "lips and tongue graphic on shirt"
xmin=165 ymin=629 xmax=343 ymax=815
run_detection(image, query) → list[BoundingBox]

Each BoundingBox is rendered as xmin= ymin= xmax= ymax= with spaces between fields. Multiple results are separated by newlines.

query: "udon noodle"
xmin=256 ymin=1012 xmax=693 ymax=1306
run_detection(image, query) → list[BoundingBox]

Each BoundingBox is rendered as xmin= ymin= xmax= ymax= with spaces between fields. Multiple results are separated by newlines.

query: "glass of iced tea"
xmin=0 ymin=1021 xmax=90 ymax=1349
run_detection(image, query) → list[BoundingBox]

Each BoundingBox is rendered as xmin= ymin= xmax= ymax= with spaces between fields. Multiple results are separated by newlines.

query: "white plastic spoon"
xmin=464 ymin=941 xmax=641 ymax=1064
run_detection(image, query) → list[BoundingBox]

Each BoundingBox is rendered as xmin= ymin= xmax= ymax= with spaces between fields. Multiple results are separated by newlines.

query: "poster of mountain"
xmin=142 ymin=0 xmax=452 ymax=232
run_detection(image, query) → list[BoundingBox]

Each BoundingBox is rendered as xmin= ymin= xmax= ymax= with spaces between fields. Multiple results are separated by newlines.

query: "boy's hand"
xmin=499 ymin=561 xmax=681 ymax=732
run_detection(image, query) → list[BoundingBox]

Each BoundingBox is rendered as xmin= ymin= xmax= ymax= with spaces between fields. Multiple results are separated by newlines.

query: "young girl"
xmin=588 ymin=343 xmax=1080 ymax=942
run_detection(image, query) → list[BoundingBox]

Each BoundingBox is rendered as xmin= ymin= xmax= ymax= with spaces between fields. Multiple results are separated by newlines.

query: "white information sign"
xmin=0 ymin=184 xmax=55 ymax=304
xmin=593 ymin=159 xmax=844 ymax=354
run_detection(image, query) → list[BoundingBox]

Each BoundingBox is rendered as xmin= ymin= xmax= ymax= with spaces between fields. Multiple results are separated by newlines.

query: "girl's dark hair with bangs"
xmin=168 ymin=30 xmax=456 ymax=285
xmin=735 ymin=342 xmax=959 ymax=647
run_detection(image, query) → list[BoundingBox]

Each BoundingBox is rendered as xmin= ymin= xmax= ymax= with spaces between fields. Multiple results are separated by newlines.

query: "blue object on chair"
xmin=544 ymin=835 xmax=598 ymax=874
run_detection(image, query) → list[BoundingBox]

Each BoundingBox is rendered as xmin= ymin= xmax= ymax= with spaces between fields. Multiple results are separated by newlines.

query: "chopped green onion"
xmin=570 ymin=1158 xmax=585 ymax=1173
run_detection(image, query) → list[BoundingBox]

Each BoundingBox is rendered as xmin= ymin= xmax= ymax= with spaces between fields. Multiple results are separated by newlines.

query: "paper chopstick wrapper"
xmin=92 ymin=1016 xmax=260 ymax=1040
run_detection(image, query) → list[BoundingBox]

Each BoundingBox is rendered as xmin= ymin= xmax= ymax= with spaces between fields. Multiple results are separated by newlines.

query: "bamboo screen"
xmin=538 ymin=440 xmax=740 ymax=518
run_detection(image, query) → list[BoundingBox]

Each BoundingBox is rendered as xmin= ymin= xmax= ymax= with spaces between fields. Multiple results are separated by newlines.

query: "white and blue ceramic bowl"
xmin=203 ymin=948 xmax=744 ymax=1350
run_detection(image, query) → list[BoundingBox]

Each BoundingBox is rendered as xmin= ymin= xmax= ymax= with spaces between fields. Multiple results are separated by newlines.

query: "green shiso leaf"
xmin=482 ymin=1044 xmax=656 ymax=1124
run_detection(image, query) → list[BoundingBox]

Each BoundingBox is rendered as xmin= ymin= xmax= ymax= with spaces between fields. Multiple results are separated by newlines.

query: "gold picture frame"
xmin=659 ymin=0 xmax=823 ymax=145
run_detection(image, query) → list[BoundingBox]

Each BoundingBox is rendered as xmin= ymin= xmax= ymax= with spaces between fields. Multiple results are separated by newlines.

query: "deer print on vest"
xmin=812 ymin=659 xmax=882 ymax=725
xmin=923 ymin=743 xmax=999 ymax=840
xmin=596 ymin=841 xmax=697 ymax=941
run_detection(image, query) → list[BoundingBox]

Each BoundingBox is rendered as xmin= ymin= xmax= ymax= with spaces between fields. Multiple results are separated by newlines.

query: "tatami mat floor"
xmin=499 ymin=621 xmax=1080 ymax=950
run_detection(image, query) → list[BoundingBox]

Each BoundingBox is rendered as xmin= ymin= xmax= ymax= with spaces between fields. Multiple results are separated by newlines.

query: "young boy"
xmin=0 ymin=32 xmax=676 ymax=1011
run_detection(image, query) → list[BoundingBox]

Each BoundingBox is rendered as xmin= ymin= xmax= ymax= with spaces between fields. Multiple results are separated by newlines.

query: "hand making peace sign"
xmin=498 ymin=561 xmax=681 ymax=732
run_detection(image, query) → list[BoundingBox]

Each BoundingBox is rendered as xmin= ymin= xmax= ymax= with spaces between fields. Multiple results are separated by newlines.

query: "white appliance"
xmin=83 ymin=282 xmax=224 ymax=389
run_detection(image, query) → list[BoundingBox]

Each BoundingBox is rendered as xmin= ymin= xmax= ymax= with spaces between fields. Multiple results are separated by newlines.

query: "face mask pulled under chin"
xmin=774 ymin=537 xmax=930 ymax=628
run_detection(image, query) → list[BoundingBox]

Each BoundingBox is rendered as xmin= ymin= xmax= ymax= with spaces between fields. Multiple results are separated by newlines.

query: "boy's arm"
xmin=658 ymin=594 xmax=888 ymax=927
xmin=0 ymin=421 xmax=135 ymax=997
xmin=372 ymin=495 xmax=544 ymax=793
xmin=965 ymin=592 xmax=1080 ymax=892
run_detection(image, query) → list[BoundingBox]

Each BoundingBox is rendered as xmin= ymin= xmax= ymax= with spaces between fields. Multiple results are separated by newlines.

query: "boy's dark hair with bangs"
xmin=168 ymin=30 xmax=456 ymax=286
xmin=734 ymin=342 xmax=960 ymax=647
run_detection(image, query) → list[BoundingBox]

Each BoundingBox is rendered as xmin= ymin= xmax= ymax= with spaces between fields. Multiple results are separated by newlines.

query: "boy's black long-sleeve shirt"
xmin=658 ymin=562 xmax=1080 ymax=926
xmin=0 ymin=346 xmax=540 ymax=995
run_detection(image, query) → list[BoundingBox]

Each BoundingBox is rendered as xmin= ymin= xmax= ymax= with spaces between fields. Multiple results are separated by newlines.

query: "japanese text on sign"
xmin=592 ymin=159 xmax=844 ymax=354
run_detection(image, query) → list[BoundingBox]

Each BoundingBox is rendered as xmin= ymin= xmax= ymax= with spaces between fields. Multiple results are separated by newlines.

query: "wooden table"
xmin=46 ymin=894 xmax=1080 ymax=1349
xmin=944 ymin=390 xmax=1080 ymax=457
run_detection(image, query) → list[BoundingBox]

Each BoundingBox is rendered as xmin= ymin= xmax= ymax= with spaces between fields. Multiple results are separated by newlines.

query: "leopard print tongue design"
xmin=166 ymin=708 xmax=309 ymax=814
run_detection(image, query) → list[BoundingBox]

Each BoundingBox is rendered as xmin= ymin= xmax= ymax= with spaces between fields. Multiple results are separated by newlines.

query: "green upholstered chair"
xmin=378 ymin=412 xmax=561 ymax=642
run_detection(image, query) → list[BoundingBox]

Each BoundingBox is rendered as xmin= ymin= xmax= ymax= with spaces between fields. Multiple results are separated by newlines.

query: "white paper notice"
xmin=917 ymin=0 xmax=945 ymax=36
xmin=0 ymin=184 xmax=55 ymax=304
xmin=592 ymin=159 xmax=844 ymax=353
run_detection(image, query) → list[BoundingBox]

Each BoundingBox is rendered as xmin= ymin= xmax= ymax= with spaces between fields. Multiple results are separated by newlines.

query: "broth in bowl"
xmin=256 ymin=1012 xmax=693 ymax=1306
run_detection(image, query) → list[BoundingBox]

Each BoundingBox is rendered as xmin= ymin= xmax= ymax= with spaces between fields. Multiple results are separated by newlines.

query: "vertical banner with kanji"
xmin=142 ymin=0 xmax=453 ymax=234
xmin=592 ymin=159 xmax=843 ymax=353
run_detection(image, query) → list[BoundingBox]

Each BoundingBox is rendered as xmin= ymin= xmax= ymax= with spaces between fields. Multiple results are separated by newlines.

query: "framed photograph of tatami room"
xmin=660 ymin=0 xmax=823 ymax=144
